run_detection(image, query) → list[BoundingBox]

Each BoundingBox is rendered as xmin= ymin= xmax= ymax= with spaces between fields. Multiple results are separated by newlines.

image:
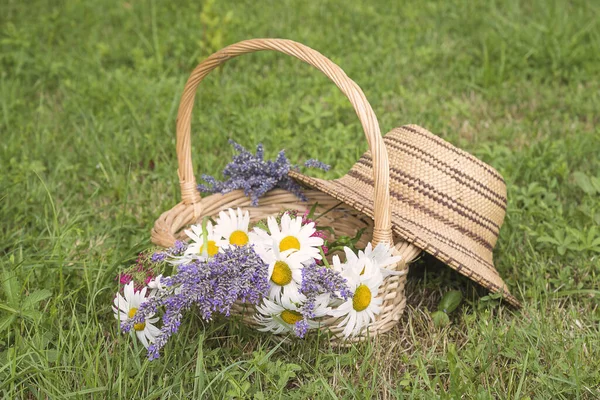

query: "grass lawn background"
xmin=1 ymin=0 xmax=599 ymax=398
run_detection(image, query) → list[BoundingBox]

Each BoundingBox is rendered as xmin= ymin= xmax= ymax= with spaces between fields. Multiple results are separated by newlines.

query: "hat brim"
xmin=290 ymin=125 xmax=520 ymax=307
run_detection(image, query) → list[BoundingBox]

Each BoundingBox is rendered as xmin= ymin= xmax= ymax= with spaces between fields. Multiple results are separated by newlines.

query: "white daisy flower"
xmin=148 ymin=274 xmax=165 ymax=296
xmin=148 ymin=274 xmax=181 ymax=296
xmin=256 ymin=241 xmax=306 ymax=304
xmin=214 ymin=208 xmax=251 ymax=247
xmin=337 ymin=243 xmax=402 ymax=279
xmin=254 ymin=295 xmax=330 ymax=334
xmin=166 ymin=256 xmax=192 ymax=266
xmin=112 ymin=281 xmax=160 ymax=348
xmin=180 ymin=221 xmax=227 ymax=261
xmin=310 ymin=293 xmax=333 ymax=318
xmin=359 ymin=242 xmax=403 ymax=277
xmin=341 ymin=247 xmax=374 ymax=277
xmin=328 ymin=260 xmax=384 ymax=338
xmin=331 ymin=254 xmax=345 ymax=273
xmin=251 ymin=212 xmax=323 ymax=263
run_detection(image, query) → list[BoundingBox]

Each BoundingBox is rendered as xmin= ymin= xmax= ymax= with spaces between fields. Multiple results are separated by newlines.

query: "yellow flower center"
xmin=229 ymin=230 xmax=249 ymax=246
xmin=279 ymin=236 xmax=300 ymax=252
xmin=128 ymin=308 xmax=146 ymax=331
xmin=352 ymin=285 xmax=372 ymax=312
xmin=271 ymin=261 xmax=292 ymax=286
xmin=200 ymin=240 xmax=219 ymax=257
xmin=280 ymin=309 xmax=303 ymax=325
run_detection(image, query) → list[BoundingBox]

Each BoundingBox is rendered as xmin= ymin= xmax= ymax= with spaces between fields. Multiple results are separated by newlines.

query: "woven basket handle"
xmin=176 ymin=38 xmax=393 ymax=244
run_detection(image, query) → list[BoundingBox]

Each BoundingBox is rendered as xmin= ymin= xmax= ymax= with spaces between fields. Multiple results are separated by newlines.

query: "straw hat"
xmin=290 ymin=124 xmax=520 ymax=307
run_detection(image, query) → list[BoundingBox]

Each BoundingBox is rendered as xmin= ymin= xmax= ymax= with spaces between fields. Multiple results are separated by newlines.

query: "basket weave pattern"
xmin=151 ymin=39 xmax=421 ymax=339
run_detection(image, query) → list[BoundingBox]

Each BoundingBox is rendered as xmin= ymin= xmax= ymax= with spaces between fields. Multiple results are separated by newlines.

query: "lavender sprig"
xmin=198 ymin=140 xmax=330 ymax=206
xmin=150 ymin=240 xmax=187 ymax=263
xmin=293 ymin=319 xmax=310 ymax=338
xmin=122 ymin=245 xmax=269 ymax=360
xmin=294 ymin=262 xmax=352 ymax=338
xmin=304 ymin=159 xmax=331 ymax=171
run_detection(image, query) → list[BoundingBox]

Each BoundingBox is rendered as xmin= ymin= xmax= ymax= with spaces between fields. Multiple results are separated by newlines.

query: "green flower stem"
xmin=319 ymin=247 xmax=330 ymax=268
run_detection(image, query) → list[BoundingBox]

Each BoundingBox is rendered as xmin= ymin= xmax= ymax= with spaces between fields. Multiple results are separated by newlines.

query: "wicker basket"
xmin=150 ymin=38 xmax=422 ymax=340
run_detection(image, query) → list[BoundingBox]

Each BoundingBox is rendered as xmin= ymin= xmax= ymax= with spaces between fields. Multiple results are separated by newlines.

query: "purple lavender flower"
xmin=304 ymin=159 xmax=331 ymax=171
xmin=150 ymin=240 xmax=187 ymax=263
xmin=150 ymin=253 xmax=167 ymax=263
xmin=197 ymin=140 xmax=330 ymax=206
xmin=299 ymin=262 xmax=353 ymax=301
xmin=293 ymin=319 xmax=310 ymax=338
xmin=294 ymin=262 xmax=352 ymax=338
xmin=171 ymin=241 xmax=187 ymax=256
xmin=122 ymin=245 xmax=269 ymax=360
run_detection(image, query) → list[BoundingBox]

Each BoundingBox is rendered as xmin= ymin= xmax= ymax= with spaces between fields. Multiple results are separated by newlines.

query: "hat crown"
xmin=381 ymin=125 xmax=507 ymax=253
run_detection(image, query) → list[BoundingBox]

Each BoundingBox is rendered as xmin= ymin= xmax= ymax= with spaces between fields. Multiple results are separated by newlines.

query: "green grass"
xmin=1 ymin=0 xmax=600 ymax=398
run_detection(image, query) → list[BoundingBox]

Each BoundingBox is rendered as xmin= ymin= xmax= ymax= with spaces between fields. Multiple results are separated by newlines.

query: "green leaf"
xmin=307 ymin=202 xmax=319 ymax=220
xmin=20 ymin=309 xmax=42 ymax=322
xmin=586 ymin=226 xmax=597 ymax=245
xmin=298 ymin=116 xmax=312 ymax=125
xmin=22 ymin=289 xmax=52 ymax=310
xmin=254 ymin=220 xmax=268 ymax=233
xmin=316 ymin=225 xmax=336 ymax=235
xmin=431 ymin=311 xmax=450 ymax=328
xmin=1 ymin=271 xmax=21 ymax=305
xmin=0 ymin=303 xmax=19 ymax=314
xmin=590 ymin=176 xmax=600 ymax=193
xmin=46 ymin=350 xmax=59 ymax=363
xmin=573 ymin=172 xmax=596 ymax=194
xmin=0 ymin=315 xmax=16 ymax=332
xmin=438 ymin=290 xmax=463 ymax=314
xmin=352 ymin=227 xmax=366 ymax=242
xmin=536 ymin=236 xmax=559 ymax=245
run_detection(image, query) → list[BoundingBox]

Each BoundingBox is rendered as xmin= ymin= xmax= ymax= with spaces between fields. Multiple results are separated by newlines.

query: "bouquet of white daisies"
xmin=114 ymin=207 xmax=401 ymax=360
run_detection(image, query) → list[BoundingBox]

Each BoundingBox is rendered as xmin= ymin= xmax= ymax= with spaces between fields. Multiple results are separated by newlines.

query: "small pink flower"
xmin=134 ymin=282 xmax=146 ymax=292
xmin=118 ymin=274 xmax=133 ymax=285
xmin=311 ymin=230 xmax=326 ymax=239
xmin=301 ymin=210 xmax=314 ymax=225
